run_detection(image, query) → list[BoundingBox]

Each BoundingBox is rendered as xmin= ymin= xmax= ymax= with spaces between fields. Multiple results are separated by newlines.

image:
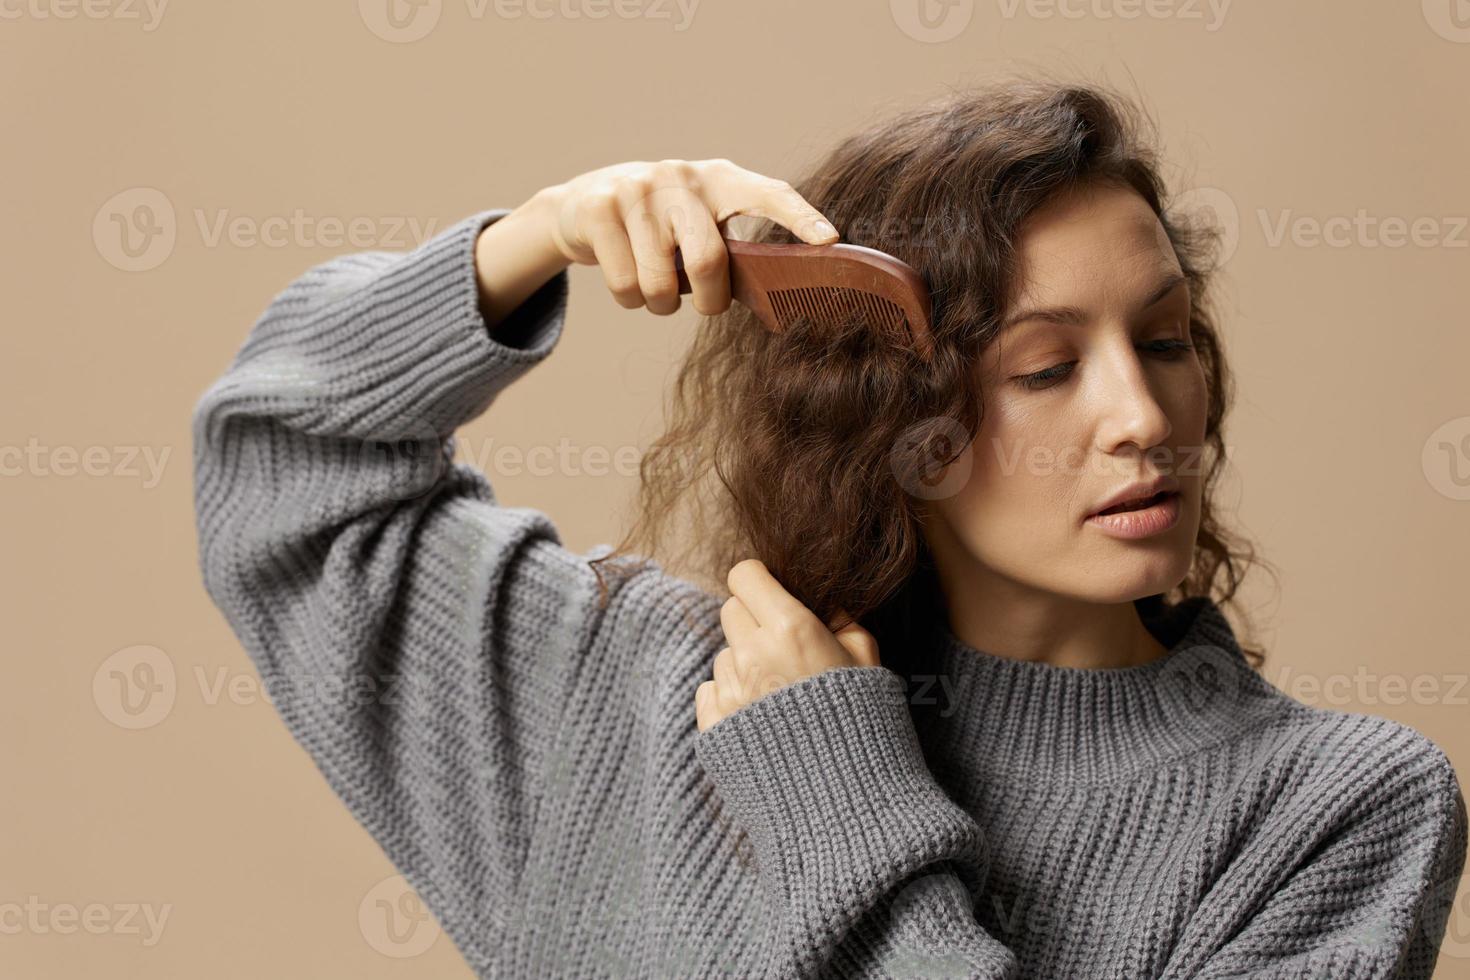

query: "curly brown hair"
xmin=588 ymin=72 xmax=1275 ymax=676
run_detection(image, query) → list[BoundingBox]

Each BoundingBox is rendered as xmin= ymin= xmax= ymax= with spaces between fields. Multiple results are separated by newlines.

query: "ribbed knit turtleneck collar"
xmin=913 ymin=596 xmax=1295 ymax=785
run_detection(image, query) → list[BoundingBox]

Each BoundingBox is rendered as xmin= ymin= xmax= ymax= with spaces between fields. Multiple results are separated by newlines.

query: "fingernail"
xmin=811 ymin=219 xmax=837 ymax=240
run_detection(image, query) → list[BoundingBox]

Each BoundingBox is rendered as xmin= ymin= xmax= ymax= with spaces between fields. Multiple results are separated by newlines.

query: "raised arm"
xmin=473 ymin=187 xmax=574 ymax=333
xmin=191 ymin=161 xmax=845 ymax=974
xmin=190 ymin=202 xmax=652 ymax=975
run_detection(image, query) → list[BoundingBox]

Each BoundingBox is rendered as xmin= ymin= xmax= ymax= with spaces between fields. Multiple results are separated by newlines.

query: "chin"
xmin=1075 ymin=543 xmax=1194 ymax=605
xmin=1129 ymin=546 xmax=1194 ymax=600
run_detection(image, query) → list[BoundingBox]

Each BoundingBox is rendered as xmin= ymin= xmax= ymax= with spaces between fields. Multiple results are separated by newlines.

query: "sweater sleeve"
xmin=1173 ymin=732 xmax=1469 ymax=980
xmin=190 ymin=207 xmax=659 ymax=976
xmin=693 ymin=664 xmax=1021 ymax=979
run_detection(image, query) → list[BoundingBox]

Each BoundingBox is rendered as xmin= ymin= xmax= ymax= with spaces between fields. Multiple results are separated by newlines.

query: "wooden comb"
xmin=672 ymin=239 xmax=935 ymax=362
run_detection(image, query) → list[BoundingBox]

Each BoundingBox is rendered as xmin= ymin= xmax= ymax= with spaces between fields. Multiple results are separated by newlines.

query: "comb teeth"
xmin=768 ymin=286 xmax=910 ymax=334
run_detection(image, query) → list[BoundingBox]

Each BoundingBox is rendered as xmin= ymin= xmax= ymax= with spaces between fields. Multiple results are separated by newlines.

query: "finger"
xmin=695 ymin=680 xmax=716 ymax=732
xmin=709 ymin=170 xmax=839 ymax=245
xmin=719 ymin=594 xmax=758 ymax=645
xmin=625 ymin=199 xmax=681 ymax=316
xmin=834 ymin=623 xmax=881 ymax=667
xmin=826 ymin=606 xmax=879 ymax=667
xmin=586 ymin=215 xmax=644 ymax=310
xmin=670 ymin=202 xmax=730 ymax=317
xmin=714 ymin=675 xmax=747 ymax=719
xmin=712 ymin=645 xmax=742 ymax=697
xmin=726 ymin=558 xmax=810 ymax=630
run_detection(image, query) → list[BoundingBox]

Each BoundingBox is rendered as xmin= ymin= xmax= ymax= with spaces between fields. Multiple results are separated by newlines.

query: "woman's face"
xmin=922 ymin=180 xmax=1208 ymax=606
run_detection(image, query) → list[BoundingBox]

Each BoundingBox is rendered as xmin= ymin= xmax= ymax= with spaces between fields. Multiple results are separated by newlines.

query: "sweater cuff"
xmin=288 ymin=207 xmax=570 ymax=442
xmin=693 ymin=666 xmax=987 ymax=908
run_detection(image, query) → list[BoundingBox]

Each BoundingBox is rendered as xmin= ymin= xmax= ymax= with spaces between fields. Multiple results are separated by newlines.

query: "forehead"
xmin=1007 ymin=182 xmax=1180 ymax=305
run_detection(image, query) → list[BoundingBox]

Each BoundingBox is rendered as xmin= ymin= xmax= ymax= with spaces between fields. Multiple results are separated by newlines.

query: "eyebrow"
xmin=1001 ymin=271 xmax=1189 ymax=332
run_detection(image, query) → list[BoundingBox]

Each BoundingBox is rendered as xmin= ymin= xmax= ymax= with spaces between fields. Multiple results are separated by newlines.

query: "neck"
xmin=923 ymin=521 xmax=1171 ymax=671
xmin=913 ymin=596 xmax=1292 ymax=783
xmin=942 ymin=579 xmax=1170 ymax=671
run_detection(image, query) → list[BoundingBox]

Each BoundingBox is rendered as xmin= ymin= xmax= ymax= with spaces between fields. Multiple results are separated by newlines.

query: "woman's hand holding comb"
xmin=534 ymin=158 xmax=839 ymax=317
xmin=695 ymin=558 xmax=882 ymax=734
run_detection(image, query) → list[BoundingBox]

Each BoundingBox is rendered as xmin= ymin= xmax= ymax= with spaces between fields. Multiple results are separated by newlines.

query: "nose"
xmin=1092 ymin=345 xmax=1173 ymax=457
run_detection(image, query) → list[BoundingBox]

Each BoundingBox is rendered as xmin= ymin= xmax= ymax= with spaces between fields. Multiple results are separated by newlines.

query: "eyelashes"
xmin=1015 ymin=340 xmax=1195 ymax=391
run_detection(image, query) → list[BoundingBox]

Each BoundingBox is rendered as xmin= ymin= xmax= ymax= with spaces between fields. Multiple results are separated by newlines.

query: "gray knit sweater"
xmin=192 ymin=208 xmax=1468 ymax=979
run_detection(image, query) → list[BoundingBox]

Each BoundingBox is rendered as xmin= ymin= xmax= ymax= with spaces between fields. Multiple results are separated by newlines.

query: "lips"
xmin=1096 ymin=490 xmax=1175 ymax=516
xmin=1088 ymin=475 xmax=1182 ymax=518
xmin=1085 ymin=488 xmax=1183 ymax=538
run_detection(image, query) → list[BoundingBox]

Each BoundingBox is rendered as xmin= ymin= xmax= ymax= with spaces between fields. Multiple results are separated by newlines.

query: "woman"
xmin=192 ymin=76 xmax=1467 ymax=978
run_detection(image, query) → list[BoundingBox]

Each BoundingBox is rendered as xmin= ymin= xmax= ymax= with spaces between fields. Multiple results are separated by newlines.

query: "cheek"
xmin=956 ymin=398 xmax=1080 ymax=525
xmin=1165 ymin=365 xmax=1210 ymax=447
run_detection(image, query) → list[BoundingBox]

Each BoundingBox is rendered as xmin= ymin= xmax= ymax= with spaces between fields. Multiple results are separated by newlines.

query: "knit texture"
xmin=191 ymin=208 xmax=1468 ymax=979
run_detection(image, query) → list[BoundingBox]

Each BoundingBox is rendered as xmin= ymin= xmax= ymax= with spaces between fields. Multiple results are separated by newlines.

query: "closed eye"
xmin=1014 ymin=339 xmax=1196 ymax=391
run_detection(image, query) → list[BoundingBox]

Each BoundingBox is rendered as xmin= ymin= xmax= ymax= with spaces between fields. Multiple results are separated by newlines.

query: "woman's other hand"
xmin=695 ymin=558 xmax=881 ymax=733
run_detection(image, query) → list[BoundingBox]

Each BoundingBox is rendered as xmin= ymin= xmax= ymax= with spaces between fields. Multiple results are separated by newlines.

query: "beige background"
xmin=5 ymin=1 xmax=1469 ymax=976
